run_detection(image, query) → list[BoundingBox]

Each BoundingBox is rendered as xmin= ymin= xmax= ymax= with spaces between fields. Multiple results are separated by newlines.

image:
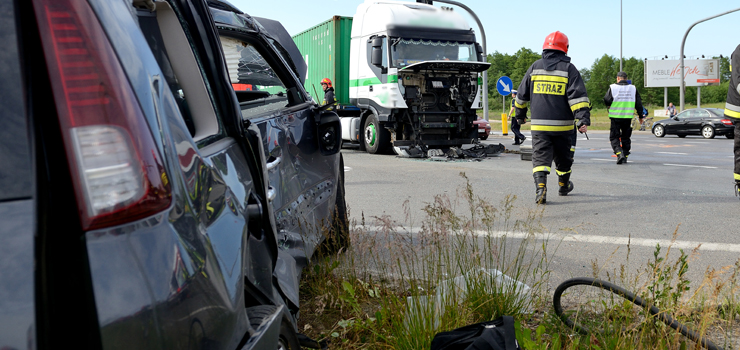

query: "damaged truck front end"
xmin=393 ymin=59 xmax=489 ymax=154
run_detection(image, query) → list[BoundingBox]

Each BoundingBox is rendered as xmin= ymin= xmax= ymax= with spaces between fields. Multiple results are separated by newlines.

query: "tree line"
xmin=486 ymin=48 xmax=731 ymax=110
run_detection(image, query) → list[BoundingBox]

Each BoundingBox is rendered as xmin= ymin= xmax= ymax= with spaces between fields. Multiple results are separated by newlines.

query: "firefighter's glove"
xmin=576 ymin=118 xmax=589 ymax=133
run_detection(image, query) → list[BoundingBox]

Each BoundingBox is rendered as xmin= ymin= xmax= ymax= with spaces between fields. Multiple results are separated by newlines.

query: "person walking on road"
xmin=604 ymin=71 xmax=644 ymax=164
xmin=509 ymin=90 xmax=526 ymax=145
xmin=723 ymin=44 xmax=740 ymax=198
xmin=514 ymin=31 xmax=590 ymax=204
xmin=321 ymin=78 xmax=336 ymax=110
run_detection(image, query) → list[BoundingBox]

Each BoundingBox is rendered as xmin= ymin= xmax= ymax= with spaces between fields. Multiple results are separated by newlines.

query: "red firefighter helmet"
xmin=321 ymin=78 xmax=332 ymax=88
xmin=542 ymin=31 xmax=569 ymax=54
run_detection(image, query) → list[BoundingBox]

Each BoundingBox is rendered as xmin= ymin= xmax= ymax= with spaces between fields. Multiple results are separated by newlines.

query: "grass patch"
xmin=300 ymin=175 xmax=740 ymax=349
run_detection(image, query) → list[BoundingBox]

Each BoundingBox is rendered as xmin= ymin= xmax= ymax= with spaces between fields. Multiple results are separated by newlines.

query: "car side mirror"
xmin=316 ymin=111 xmax=341 ymax=155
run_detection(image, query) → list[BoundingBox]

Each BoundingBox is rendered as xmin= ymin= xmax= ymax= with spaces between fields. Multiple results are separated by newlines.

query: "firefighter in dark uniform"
xmin=604 ymin=71 xmax=644 ymax=164
xmin=514 ymin=31 xmax=590 ymax=204
xmin=321 ymin=78 xmax=336 ymax=110
xmin=723 ymin=44 xmax=740 ymax=198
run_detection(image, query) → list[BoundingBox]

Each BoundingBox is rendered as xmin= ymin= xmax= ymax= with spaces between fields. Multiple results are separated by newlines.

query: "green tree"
xmin=585 ymin=54 xmax=619 ymax=108
xmin=511 ymin=47 xmax=540 ymax=90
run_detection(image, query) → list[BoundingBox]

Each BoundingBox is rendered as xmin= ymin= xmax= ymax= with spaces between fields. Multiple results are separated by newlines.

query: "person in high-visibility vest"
xmin=514 ymin=31 xmax=590 ymax=204
xmin=321 ymin=78 xmax=336 ymax=110
xmin=723 ymin=44 xmax=740 ymax=198
xmin=508 ymin=90 xmax=526 ymax=145
xmin=603 ymin=71 xmax=644 ymax=164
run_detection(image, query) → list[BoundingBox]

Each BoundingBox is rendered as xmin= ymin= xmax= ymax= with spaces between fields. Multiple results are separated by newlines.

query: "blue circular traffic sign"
xmin=496 ymin=76 xmax=513 ymax=96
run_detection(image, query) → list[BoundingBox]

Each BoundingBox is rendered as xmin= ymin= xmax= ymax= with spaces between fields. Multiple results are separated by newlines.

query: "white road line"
xmin=656 ymin=152 xmax=688 ymax=155
xmin=344 ymin=166 xmax=352 ymax=172
xmin=591 ymin=158 xmax=616 ymax=162
xmin=663 ymin=163 xmax=717 ymax=169
xmin=359 ymin=226 xmax=740 ymax=253
xmin=686 ymin=141 xmax=708 ymax=144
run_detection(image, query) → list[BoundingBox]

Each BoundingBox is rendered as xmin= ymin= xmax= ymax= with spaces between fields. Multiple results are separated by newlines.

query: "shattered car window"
xmin=221 ymin=36 xmax=289 ymax=118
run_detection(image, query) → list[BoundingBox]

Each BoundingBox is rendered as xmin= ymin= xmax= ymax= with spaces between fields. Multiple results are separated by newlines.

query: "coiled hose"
xmin=553 ymin=277 xmax=721 ymax=350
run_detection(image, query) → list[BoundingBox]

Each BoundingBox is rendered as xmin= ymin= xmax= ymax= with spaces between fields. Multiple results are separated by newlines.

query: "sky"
xmin=229 ymin=0 xmax=739 ymax=71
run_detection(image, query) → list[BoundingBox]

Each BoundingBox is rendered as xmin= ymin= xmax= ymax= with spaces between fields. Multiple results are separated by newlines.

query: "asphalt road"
xmin=341 ymin=130 xmax=740 ymax=289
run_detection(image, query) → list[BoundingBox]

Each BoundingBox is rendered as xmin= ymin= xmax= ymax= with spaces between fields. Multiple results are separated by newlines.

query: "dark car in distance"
xmin=0 ymin=0 xmax=345 ymax=349
xmin=652 ymin=108 xmax=735 ymax=139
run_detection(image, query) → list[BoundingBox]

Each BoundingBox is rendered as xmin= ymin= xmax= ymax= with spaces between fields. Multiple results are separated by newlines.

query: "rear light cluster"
xmin=33 ymin=0 xmax=171 ymax=230
xmin=722 ymin=119 xmax=733 ymax=126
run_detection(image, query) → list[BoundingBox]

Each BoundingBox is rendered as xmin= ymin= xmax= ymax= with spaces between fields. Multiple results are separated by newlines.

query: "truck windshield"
xmin=390 ymin=38 xmax=477 ymax=68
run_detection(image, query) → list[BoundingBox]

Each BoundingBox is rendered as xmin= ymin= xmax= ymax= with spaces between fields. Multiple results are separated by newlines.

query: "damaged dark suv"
xmin=0 ymin=0 xmax=345 ymax=349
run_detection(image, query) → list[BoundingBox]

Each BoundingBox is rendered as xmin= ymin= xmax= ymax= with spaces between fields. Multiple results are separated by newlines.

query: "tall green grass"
xmin=300 ymin=174 xmax=740 ymax=349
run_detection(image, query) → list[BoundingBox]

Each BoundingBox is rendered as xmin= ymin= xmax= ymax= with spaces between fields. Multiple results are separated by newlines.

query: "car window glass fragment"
xmin=221 ymin=36 xmax=290 ymax=119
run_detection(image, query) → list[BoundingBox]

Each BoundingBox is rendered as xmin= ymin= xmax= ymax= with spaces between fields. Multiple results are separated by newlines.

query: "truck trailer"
xmin=293 ymin=0 xmax=490 ymax=155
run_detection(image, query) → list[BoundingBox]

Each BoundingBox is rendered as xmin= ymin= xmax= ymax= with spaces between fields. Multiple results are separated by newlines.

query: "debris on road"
xmin=397 ymin=143 xmax=506 ymax=161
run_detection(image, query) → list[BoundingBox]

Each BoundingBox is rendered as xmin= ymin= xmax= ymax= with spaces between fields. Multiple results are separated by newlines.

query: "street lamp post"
xmin=679 ymin=7 xmax=740 ymax=112
xmin=619 ymin=0 xmax=622 ymax=72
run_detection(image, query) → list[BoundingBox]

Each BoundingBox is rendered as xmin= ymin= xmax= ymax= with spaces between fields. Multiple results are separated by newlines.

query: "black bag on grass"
xmin=430 ymin=315 xmax=520 ymax=350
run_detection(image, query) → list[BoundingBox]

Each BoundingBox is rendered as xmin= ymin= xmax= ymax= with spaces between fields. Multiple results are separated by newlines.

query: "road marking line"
xmin=344 ymin=166 xmax=352 ymax=172
xmin=656 ymin=152 xmax=688 ymax=155
xmin=358 ymin=226 xmax=740 ymax=253
xmin=663 ymin=163 xmax=717 ymax=169
xmin=591 ymin=158 xmax=615 ymax=162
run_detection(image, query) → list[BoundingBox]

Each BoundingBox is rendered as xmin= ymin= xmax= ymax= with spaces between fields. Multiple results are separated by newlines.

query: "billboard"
xmin=644 ymin=59 xmax=720 ymax=87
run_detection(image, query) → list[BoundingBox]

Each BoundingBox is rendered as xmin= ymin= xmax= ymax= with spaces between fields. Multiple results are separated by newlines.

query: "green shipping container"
xmin=292 ymin=16 xmax=353 ymax=106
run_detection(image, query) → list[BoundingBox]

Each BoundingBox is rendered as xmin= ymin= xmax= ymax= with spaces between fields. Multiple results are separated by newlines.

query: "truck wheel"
xmin=363 ymin=114 xmax=390 ymax=154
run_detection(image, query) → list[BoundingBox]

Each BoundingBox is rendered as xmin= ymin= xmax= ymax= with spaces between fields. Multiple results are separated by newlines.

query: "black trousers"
xmin=511 ymin=118 xmax=525 ymax=142
xmin=734 ymin=123 xmax=740 ymax=180
xmin=609 ymin=118 xmax=633 ymax=155
xmin=531 ymin=130 xmax=574 ymax=175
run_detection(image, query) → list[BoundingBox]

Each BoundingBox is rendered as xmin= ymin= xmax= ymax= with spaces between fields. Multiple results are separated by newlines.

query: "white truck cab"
xmin=347 ymin=0 xmax=489 ymax=155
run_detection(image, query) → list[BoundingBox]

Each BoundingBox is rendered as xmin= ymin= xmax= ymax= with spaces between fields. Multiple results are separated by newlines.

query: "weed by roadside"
xmin=299 ymin=174 xmax=740 ymax=349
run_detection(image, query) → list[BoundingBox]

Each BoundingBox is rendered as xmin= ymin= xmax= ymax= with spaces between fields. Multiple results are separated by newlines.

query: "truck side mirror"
xmin=370 ymin=37 xmax=384 ymax=67
xmin=371 ymin=47 xmax=383 ymax=67
xmin=475 ymin=43 xmax=484 ymax=62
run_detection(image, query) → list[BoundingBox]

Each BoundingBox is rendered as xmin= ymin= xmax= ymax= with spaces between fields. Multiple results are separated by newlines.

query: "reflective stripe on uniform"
xmin=570 ymin=102 xmax=589 ymax=111
xmin=532 ymin=69 xmax=569 ymax=77
xmin=569 ymin=97 xmax=590 ymax=111
xmin=515 ymin=97 xmax=528 ymax=108
xmin=531 ymin=119 xmax=574 ymax=131
xmin=556 ymin=169 xmax=572 ymax=176
xmin=531 ymin=125 xmax=574 ymax=132
xmin=533 ymin=166 xmax=551 ymax=173
xmin=531 ymin=75 xmax=568 ymax=84
xmin=531 ymin=119 xmax=574 ymax=126
xmin=735 ymin=173 xmax=740 ymax=180
xmin=725 ymin=102 xmax=740 ymax=118
xmin=725 ymin=109 xmax=740 ymax=118
xmin=568 ymin=97 xmax=590 ymax=106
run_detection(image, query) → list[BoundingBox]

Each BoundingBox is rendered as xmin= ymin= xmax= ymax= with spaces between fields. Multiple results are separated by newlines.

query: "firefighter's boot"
xmin=533 ymin=171 xmax=547 ymax=204
xmin=615 ymin=147 xmax=626 ymax=164
xmin=558 ymin=172 xmax=574 ymax=196
xmin=735 ymin=180 xmax=740 ymax=200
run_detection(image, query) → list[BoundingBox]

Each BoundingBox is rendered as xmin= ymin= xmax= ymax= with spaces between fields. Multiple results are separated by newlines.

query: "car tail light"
xmin=33 ymin=0 xmax=171 ymax=230
xmin=722 ymin=119 xmax=733 ymax=126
